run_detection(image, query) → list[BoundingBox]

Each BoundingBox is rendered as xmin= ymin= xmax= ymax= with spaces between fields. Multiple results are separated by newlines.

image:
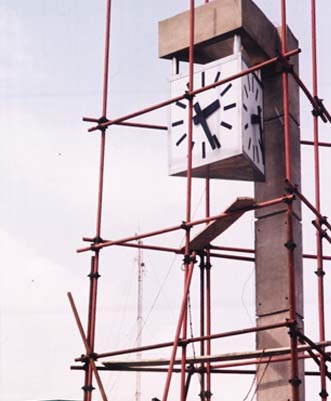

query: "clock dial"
xmin=169 ymin=56 xmax=241 ymax=175
xmin=242 ymin=68 xmax=264 ymax=175
xmin=168 ymin=53 xmax=265 ymax=181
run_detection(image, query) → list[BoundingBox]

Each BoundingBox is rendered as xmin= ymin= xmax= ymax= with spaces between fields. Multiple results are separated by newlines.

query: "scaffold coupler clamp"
xmin=97 ymin=115 xmax=110 ymax=130
xmin=276 ymin=50 xmax=294 ymax=74
xmin=183 ymin=90 xmax=195 ymax=101
xmin=312 ymin=96 xmax=328 ymax=123
xmin=183 ymin=254 xmax=197 ymax=265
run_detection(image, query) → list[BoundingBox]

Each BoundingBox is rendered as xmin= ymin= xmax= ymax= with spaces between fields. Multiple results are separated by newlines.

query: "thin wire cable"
xmin=188 ymin=292 xmax=197 ymax=360
xmin=241 ymin=354 xmax=271 ymax=401
xmin=187 ymin=292 xmax=204 ymax=390
xmin=249 ymin=357 xmax=272 ymax=401
xmin=138 ymin=187 xmax=206 ymax=334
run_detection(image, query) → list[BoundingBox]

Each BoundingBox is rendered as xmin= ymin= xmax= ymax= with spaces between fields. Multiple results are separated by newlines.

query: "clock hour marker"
xmin=202 ymin=141 xmax=206 ymax=158
xmin=191 ymin=141 xmax=195 ymax=150
xmin=220 ymin=121 xmax=232 ymax=130
xmin=255 ymin=88 xmax=259 ymax=101
xmin=253 ymin=145 xmax=260 ymax=163
xmin=247 ymin=75 xmax=251 ymax=92
xmin=201 ymin=71 xmax=205 ymax=87
xmin=220 ymin=83 xmax=232 ymax=97
xmin=172 ymin=119 xmax=184 ymax=127
xmin=176 ymin=133 xmax=187 ymax=146
xmin=214 ymin=71 xmax=221 ymax=83
xmin=213 ymin=135 xmax=221 ymax=148
xmin=244 ymin=123 xmax=249 ymax=130
xmin=255 ymin=145 xmax=260 ymax=163
xmin=259 ymin=139 xmax=265 ymax=164
xmin=176 ymin=101 xmax=187 ymax=109
xmin=244 ymin=85 xmax=249 ymax=99
xmin=243 ymin=103 xmax=248 ymax=112
xmin=252 ymin=75 xmax=255 ymax=92
xmin=223 ymin=103 xmax=236 ymax=111
xmin=248 ymin=138 xmax=252 ymax=150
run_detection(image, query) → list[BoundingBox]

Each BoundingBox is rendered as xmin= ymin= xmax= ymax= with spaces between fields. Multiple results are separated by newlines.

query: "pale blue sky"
xmin=0 ymin=1 xmax=330 ymax=400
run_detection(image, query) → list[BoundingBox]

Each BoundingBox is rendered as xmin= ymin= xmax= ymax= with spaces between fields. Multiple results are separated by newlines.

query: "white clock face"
xmin=241 ymin=64 xmax=264 ymax=175
xmin=169 ymin=54 xmax=242 ymax=175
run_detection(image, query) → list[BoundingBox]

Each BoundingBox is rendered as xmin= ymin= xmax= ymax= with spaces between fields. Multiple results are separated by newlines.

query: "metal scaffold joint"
xmin=88 ymin=272 xmax=101 ymax=279
xmin=287 ymin=321 xmax=298 ymax=338
xmin=320 ymin=216 xmax=329 ymax=225
xmin=312 ymin=96 xmax=328 ymax=123
xmin=82 ymin=384 xmax=95 ymax=392
xmin=276 ymin=50 xmax=295 ymax=73
xmin=183 ymin=254 xmax=197 ymax=265
xmin=319 ymin=389 xmax=329 ymax=398
xmin=199 ymin=390 xmax=213 ymax=399
xmin=181 ymin=221 xmax=191 ymax=231
xmin=97 ymin=116 xmax=110 ymax=130
xmin=289 ymin=376 xmax=302 ymax=387
xmin=89 ymin=352 xmax=98 ymax=361
xmin=284 ymin=179 xmax=298 ymax=195
xmin=314 ymin=269 xmax=326 ymax=278
xmin=183 ymin=90 xmax=195 ymax=101
xmin=284 ymin=240 xmax=297 ymax=250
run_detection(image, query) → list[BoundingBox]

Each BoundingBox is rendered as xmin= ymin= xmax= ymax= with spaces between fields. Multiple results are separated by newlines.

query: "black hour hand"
xmin=203 ymin=99 xmax=221 ymax=119
xmin=251 ymin=105 xmax=262 ymax=125
xmin=193 ymin=102 xmax=216 ymax=150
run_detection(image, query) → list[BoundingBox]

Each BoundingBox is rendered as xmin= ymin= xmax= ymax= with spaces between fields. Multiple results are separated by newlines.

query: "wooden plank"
xmin=183 ymin=197 xmax=254 ymax=252
xmin=102 ymin=341 xmax=331 ymax=369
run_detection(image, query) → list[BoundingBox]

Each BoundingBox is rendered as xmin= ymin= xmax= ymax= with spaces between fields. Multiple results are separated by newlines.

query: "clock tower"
xmin=159 ymin=0 xmax=304 ymax=400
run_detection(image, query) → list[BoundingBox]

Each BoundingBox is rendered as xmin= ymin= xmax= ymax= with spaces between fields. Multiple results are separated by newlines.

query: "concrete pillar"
xmin=254 ymin=28 xmax=305 ymax=401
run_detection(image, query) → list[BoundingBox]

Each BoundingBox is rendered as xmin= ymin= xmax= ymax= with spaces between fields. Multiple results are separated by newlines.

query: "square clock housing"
xmin=168 ymin=52 xmax=265 ymax=181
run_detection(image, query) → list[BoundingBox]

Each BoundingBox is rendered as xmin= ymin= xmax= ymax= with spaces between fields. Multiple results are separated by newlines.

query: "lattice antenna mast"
xmin=135 ymin=239 xmax=144 ymax=401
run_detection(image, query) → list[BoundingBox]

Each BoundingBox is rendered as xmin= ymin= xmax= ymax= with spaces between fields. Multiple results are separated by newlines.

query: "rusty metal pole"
xmin=199 ymin=254 xmax=206 ymax=401
xmin=83 ymin=1 xmax=112 ymax=400
xmin=311 ymin=1 xmax=327 ymax=399
xmin=205 ymin=175 xmax=212 ymax=401
xmin=161 ymin=259 xmax=196 ymax=401
xmin=180 ymin=1 xmax=195 ymax=400
xmin=280 ymin=2 xmax=300 ymax=401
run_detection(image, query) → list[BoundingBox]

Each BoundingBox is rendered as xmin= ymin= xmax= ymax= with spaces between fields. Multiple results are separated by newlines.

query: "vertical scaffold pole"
xmin=311 ymin=1 xmax=327 ymax=399
xmin=162 ymin=2 xmax=195 ymax=401
xmin=205 ymin=176 xmax=212 ymax=401
xmin=199 ymin=254 xmax=206 ymax=400
xmin=83 ymin=1 xmax=112 ymax=400
xmin=181 ymin=0 xmax=195 ymax=400
xmin=136 ymin=241 xmax=144 ymax=401
xmin=280 ymin=2 xmax=300 ymax=401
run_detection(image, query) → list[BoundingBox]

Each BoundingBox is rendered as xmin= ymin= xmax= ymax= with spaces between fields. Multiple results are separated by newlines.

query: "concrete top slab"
xmin=159 ymin=0 xmax=280 ymax=64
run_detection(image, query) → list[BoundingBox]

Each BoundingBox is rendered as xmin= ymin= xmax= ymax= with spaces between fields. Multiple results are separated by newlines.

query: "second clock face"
xmin=241 ymin=67 xmax=264 ymax=175
xmin=169 ymin=55 xmax=242 ymax=175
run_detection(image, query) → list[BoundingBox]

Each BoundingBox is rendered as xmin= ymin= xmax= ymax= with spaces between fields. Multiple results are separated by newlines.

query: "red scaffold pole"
xmin=204 ymin=175 xmax=212 ymax=401
xmin=280 ymin=2 xmax=300 ymax=401
xmin=311 ymin=1 xmax=327 ymax=399
xmin=161 ymin=257 xmax=196 ymax=401
xmin=181 ymin=1 xmax=195 ymax=400
xmin=83 ymin=1 xmax=112 ymax=400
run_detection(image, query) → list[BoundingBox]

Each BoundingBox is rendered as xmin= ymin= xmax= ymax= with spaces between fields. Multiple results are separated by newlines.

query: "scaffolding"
xmin=68 ymin=1 xmax=331 ymax=401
